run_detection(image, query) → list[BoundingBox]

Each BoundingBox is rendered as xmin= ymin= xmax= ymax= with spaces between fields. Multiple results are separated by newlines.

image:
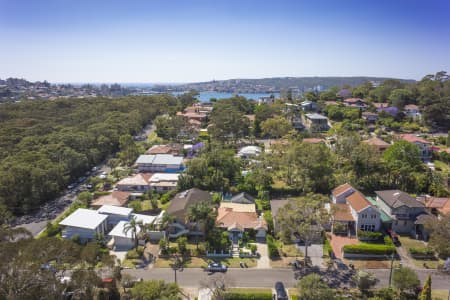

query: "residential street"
xmin=124 ymin=267 xmax=450 ymax=290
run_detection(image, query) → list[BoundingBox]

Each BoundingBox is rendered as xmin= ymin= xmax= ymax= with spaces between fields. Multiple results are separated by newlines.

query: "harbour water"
xmin=173 ymin=91 xmax=280 ymax=102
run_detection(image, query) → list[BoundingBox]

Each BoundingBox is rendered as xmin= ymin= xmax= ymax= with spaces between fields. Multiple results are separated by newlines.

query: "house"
xmin=176 ymin=111 xmax=207 ymax=122
xmin=216 ymin=202 xmax=267 ymax=240
xmin=377 ymin=106 xmax=399 ymax=117
xmin=166 ymin=188 xmax=212 ymax=237
xmin=135 ymin=154 xmax=184 ymax=173
xmin=375 ymin=190 xmax=427 ymax=236
xmin=302 ymin=113 xmax=330 ymax=132
xmin=424 ymin=196 xmax=450 ymax=216
xmin=404 ymin=104 xmax=421 ymax=120
xmin=59 ymin=208 xmax=108 ymax=242
xmin=116 ymin=173 xmax=150 ymax=192
xmin=108 ymin=211 xmax=165 ymax=249
xmin=269 ymin=199 xmax=289 ymax=233
xmin=91 ymin=191 xmax=131 ymax=209
xmin=258 ymin=96 xmax=274 ymax=105
xmin=373 ymin=102 xmax=389 ymax=109
xmin=148 ymin=173 xmax=180 ymax=193
xmin=362 ymin=112 xmax=379 ymax=123
xmin=362 ymin=136 xmax=390 ymax=152
xmin=146 ymin=144 xmax=183 ymax=155
xmin=343 ymin=98 xmax=367 ymax=109
xmin=300 ymin=100 xmax=318 ymax=112
xmin=237 ymin=146 xmax=261 ymax=159
xmin=330 ymin=183 xmax=381 ymax=236
xmin=399 ymin=134 xmax=432 ymax=162
xmin=97 ymin=205 xmax=133 ymax=229
xmin=229 ymin=192 xmax=255 ymax=204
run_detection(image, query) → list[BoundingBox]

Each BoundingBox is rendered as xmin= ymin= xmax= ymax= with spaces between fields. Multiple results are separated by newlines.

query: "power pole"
xmin=388 ymin=252 xmax=394 ymax=287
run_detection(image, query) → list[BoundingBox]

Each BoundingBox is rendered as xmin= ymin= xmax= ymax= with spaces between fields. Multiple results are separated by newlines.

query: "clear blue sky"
xmin=1 ymin=0 xmax=449 ymax=83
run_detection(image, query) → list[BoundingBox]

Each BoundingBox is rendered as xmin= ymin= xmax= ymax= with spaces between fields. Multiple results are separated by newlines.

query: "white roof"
xmin=135 ymin=154 xmax=183 ymax=165
xmin=238 ymin=146 xmax=262 ymax=156
xmin=108 ymin=220 xmax=140 ymax=238
xmin=59 ymin=208 xmax=108 ymax=230
xmin=306 ymin=113 xmax=328 ymax=120
xmin=136 ymin=155 xmax=155 ymax=164
xmin=152 ymin=154 xmax=183 ymax=165
xmin=98 ymin=205 xmax=133 ymax=216
xmin=149 ymin=173 xmax=180 ymax=182
xmin=132 ymin=212 xmax=163 ymax=225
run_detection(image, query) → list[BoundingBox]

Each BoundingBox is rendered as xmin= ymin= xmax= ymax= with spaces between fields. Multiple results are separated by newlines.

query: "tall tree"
xmin=276 ymin=194 xmax=329 ymax=259
xmin=392 ymin=267 xmax=420 ymax=298
xmin=208 ymin=101 xmax=250 ymax=143
xmin=297 ymin=274 xmax=334 ymax=300
xmin=130 ymin=280 xmax=180 ymax=300
xmin=419 ymin=274 xmax=432 ymax=300
xmin=123 ymin=216 xmax=142 ymax=249
xmin=261 ymin=116 xmax=293 ymax=138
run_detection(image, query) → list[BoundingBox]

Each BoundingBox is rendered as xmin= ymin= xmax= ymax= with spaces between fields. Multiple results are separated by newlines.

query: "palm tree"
xmin=158 ymin=211 xmax=174 ymax=243
xmin=186 ymin=202 xmax=217 ymax=249
xmin=123 ymin=216 xmax=142 ymax=249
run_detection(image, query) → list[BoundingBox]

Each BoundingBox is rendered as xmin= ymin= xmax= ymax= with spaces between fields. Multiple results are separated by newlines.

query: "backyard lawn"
xmin=432 ymin=290 xmax=450 ymax=300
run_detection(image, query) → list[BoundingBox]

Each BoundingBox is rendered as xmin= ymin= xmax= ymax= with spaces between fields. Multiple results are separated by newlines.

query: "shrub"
xmin=323 ymin=238 xmax=332 ymax=257
xmin=223 ymin=292 xmax=272 ymax=300
xmin=357 ymin=231 xmax=383 ymax=241
xmin=409 ymin=247 xmax=435 ymax=256
xmin=45 ymin=222 xmax=61 ymax=237
xmin=126 ymin=249 xmax=142 ymax=260
xmin=249 ymin=244 xmax=257 ymax=254
xmin=343 ymin=243 xmax=396 ymax=255
xmin=384 ymin=236 xmax=394 ymax=246
xmin=266 ymin=234 xmax=279 ymax=258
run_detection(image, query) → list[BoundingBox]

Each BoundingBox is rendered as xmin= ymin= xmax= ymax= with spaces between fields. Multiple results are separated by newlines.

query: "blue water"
xmin=173 ymin=91 xmax=280 ymax=102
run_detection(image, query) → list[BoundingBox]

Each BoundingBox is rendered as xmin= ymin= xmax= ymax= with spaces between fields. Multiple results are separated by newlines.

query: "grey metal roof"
xmin=152 ymin=154 xmax=183 ymax=165
xmin=375 ymin=190 xmax=425 ymax=209
xmin=136 ymin=155 xmax=155 ymax=164
xmin=167 ymin=188 xmax=212 ymax=214
xmin=306 ymin=113 xmax=328 ymax=120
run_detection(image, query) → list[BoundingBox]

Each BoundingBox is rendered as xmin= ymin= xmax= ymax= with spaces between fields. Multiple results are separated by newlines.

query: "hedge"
xmin=266 ymin=234 xmax=279 ymax=258
xmin=357 ymin=231 xmax=383 ymax=241
xmin=323 ymin=238 xmax=332 ymax=258
xmin=409 ymin=247 xmax=435 ymax=256
xmin=343 ymin=243 xmax=396 ymax=255
xmin=223 ymin=292 xmax=273 ymax=300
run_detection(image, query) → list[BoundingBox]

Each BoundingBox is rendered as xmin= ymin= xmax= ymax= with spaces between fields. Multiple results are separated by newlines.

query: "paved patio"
xmin=329 ymin=234 xmax=358 ymax=259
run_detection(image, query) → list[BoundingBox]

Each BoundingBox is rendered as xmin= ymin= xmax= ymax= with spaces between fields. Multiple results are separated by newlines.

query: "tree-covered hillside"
xmin=0 ymin=95 xmax=178 ymax=216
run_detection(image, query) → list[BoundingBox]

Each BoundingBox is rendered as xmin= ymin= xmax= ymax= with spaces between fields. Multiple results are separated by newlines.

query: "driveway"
xmin=329 ymin=234 xmax=358 ymax=259
xmin=298 ymin=243 xmax=323 ymax=267
xmin=256 ymin=242 xmax=271 ymax=269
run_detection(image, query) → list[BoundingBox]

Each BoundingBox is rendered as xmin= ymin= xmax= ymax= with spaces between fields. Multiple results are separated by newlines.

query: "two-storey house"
xmin=375 ymin=190 xmax=426 ymax=235
xmin=135 ymin=154 xmax=184 ymax=173
xmin=399 ymin=134 xmax=432 ymax=162
xmin=330 ymin=183 xmax=381 ymax=237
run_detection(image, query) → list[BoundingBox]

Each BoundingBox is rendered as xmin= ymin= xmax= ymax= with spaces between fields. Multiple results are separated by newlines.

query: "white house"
xmin=108 ymin=211 xmax=165 ymax=249
xmin=59 ymin=208 xmax=108 ymax=242
xmin=98 ymin=205 xmax=133 ymax=229
xmin=330 ymin=183 xmax=381 ymax=236
xmin=404 ymin=104 xmax=421 ymax=120
xmin=237 ymin=146 xmax=262 ymax=159
xmin=135 ymin=154 xmax=184 ymax=173
xmin=399 ymin=134 xmax=432 ymax=162
xmin=149 ymin=173 xmax=180 ymax=193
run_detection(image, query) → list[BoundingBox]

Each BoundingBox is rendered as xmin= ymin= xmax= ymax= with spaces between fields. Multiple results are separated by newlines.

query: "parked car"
xmin=206 ymin=263 xmax=227 ymax=272
xmin=275 ymin=281 xmax=288 ymax=300
xmin=387 ymin=229 xmax=400 ymax=246
xmin=67 ymin=183 xmax=76 ymax=190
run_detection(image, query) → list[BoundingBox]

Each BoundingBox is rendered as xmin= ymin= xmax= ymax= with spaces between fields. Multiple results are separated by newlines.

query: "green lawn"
xmin=398 ymin=236 xmax=441 ymax=269
xmin=434 ymin=160 xmax=450 ymax=172
xmin=432 ymin=290 xmax=450 ymax=300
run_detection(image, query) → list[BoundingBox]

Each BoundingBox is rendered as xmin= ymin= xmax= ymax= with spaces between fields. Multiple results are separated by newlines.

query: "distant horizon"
xmin=2 ymin=74 xmax=420 ymax=86
xmin=1 ymin=0 xmax=449 ymax=82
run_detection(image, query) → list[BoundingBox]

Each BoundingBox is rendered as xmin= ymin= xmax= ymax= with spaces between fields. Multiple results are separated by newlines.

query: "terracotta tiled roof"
xmin=216 ymin=207 xmax=267 ymax=230
xmin=220 ymin=202 xmax=256 ymax=213
xmin=91 ymin=191 xmax=131 ymax=208
xmin=332 ymin=183 xmax=353 ymax=197
xmin=344 ymin=98 xmax=366 ymax=104
xmin=346 ymin=190 xmax=371 ymax=212
xmin=116 ymin=174 xmax=149 ymax=186
xmin=324 ymin=101 xmax=339 ymax=106
xmin=363 ymin=137 xmax=390 ymax=147
xmin=404 ymin=104 xmax=419 ymax=110
xmin=399 ymin=134 xmax=430 ymax=144
xmin=332 ymin=203 xmax=355 ymax=221
xmin=426 ymin=197 xmax=450 ymax=214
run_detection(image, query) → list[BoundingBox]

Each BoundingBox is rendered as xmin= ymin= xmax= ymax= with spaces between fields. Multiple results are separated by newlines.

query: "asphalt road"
xmin=13 ymin=123 xmax=156 ymax=237
xmin=124 ymin=268 xmax=450 ymax=290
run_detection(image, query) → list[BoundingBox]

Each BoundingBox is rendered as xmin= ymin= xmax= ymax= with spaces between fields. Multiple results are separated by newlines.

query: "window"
xmin=360 ymin=225 xmax=364 ymax=230
xmin=404 ymin=221 xmax=407 ymax=226
xmin=361 ymin=214 xmax=367 ymax=219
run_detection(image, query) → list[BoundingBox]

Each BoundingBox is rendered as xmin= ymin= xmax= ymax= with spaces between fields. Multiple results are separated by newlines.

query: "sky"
xmin=0 ymin=0 xmax=450 ymax=83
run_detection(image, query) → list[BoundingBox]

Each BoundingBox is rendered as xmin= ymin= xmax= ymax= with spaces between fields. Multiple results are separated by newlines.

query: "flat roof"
xmin=59 ymin=208 xmax=108 ymax=230
xmin=149 ymin=173 xmax=180 ymax=182
xmin=98 ymin=205 xmax=133 ymax=216
xmin=108 ymin=220 xmax=138 ymax=238
xmin=152 ymin=154 xmax=183 ymax=165
xmin=306 ymin=113 xmax=328 ymax=120
xmin=136 ymin=155 xmax=155 ymax=164
xmin=132 ymin=212 xmax=163 ymax=225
